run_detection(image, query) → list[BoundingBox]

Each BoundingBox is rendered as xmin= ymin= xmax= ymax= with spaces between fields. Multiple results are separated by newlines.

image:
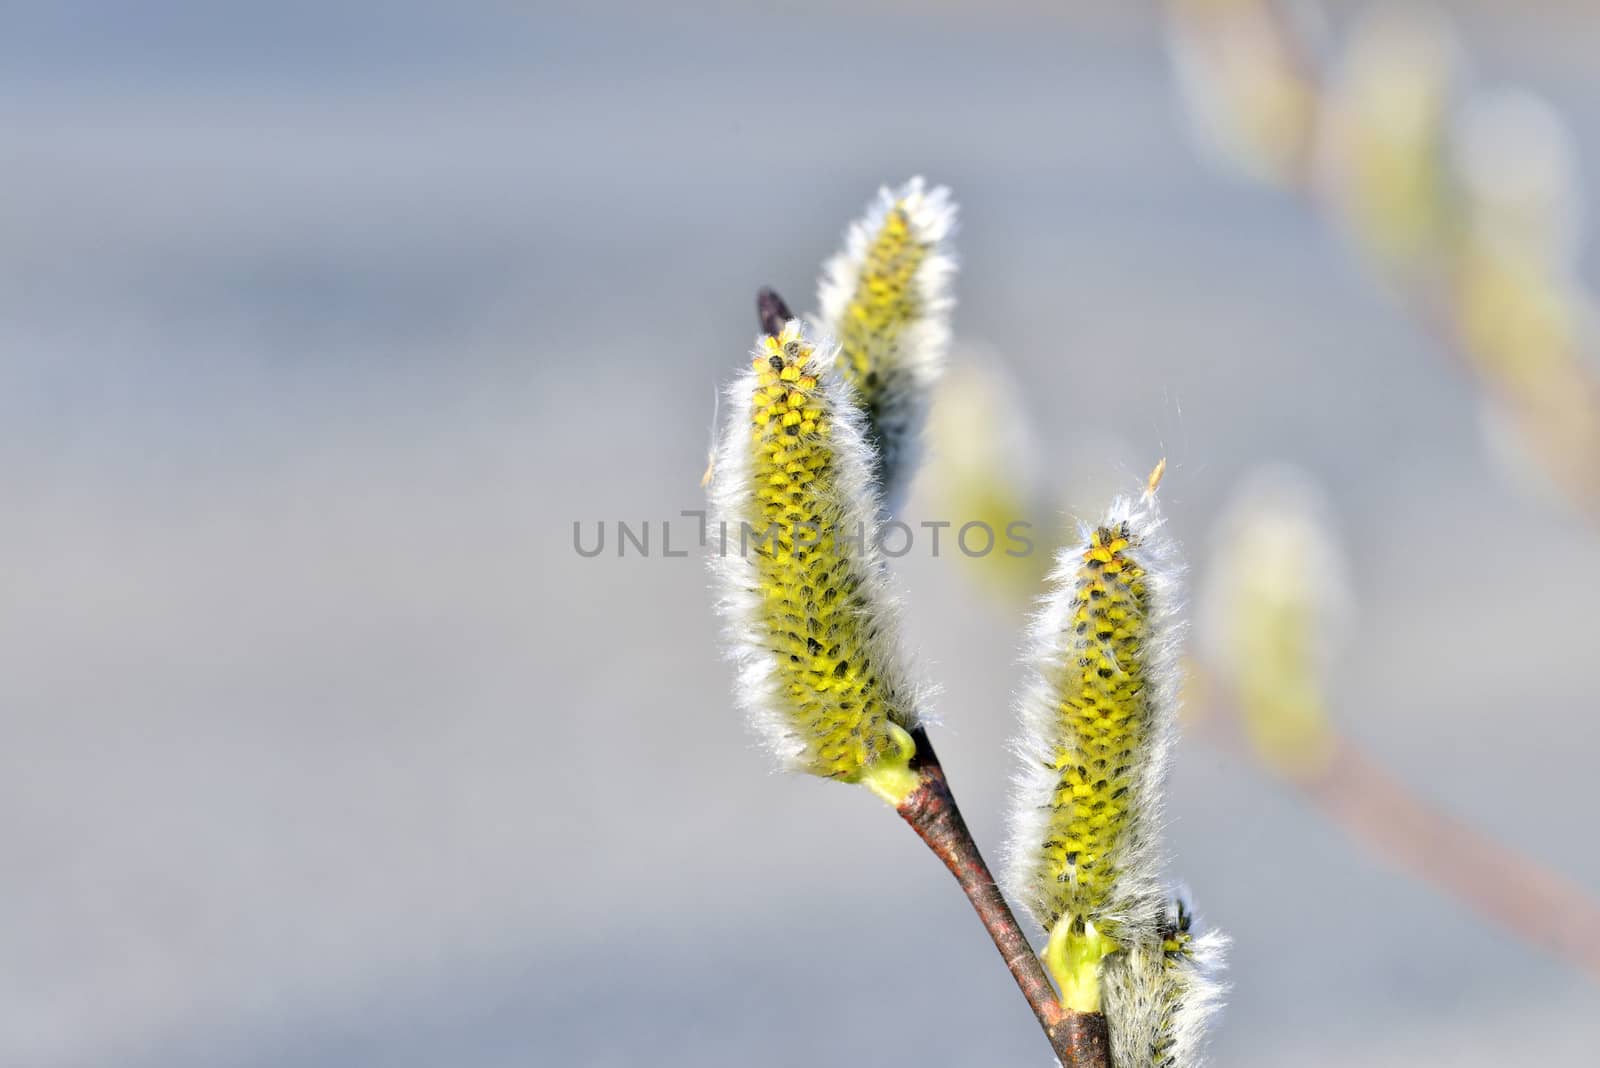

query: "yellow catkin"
xmin=1446 ymin=90 xmax=1600 ymax=511
xmin=1009 ymin=489 xmax=1181 ymax=1011
xmin=836 ymin=206 xmax=925 ymax=394
xmin=1451 ymin=93 xmax=1590 ymax=403
xmin=1203 ymin=468 xmax=1344 ymax=780
xmin=817 ymin=178 xmax=955 ymax=512
xmin=1043 ymin=524 xmax=1154 ymax=918
xmin=1454 ymin=247 xmax=1574 ymax=387
xmin=924 ymin=360 xmax=1051 ymax=600
xmin=710 ymin=322 xmax=920 ymax=802
xmin=1324 ymin=7 xmax=1462 ymax=276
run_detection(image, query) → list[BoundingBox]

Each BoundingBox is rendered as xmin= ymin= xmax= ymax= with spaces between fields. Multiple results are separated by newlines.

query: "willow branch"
xmin=1166 ymin=0 xmax=1600 ymax=519
xmin=745 ymin=288 xmax=1109 ymax=1063
xmin=1190 ymin=684 xmax=1600 ymax=983
xmin=1303 ymin=739 xmax=1600 ymax=982
xmin=897 ymin=727 xmax=1109 ymax=1068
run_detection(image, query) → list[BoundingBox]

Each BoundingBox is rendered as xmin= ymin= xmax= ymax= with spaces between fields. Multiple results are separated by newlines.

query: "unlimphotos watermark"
xmin=573 ymin=512 xmax=1036 ymax=559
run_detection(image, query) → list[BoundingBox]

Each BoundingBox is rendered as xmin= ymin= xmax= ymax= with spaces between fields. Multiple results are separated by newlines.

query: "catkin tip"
xmin=756 ymin=286 xmax=794 ymax=338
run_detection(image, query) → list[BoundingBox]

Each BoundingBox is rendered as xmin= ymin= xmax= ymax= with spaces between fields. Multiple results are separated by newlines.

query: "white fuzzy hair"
xmin=705 ymin=321 xmax=926 ymax=773
xmin=815 ymin=176 xmax=958 ymax=515
xmin=1102 ymin=894 xmax=1229 ymax=1068
xmin=1003 ymin=490 xmax=1186 ymax=938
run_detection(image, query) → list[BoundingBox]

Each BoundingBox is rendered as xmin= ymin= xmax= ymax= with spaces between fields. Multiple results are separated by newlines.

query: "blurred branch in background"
xmin=1166 ymin=0 xmax=1600 ymax=520
xmin=1196 ymin=468 xmax=1600 ymax=983
xmin=923 ymin=378 xmax=1600 ymax=980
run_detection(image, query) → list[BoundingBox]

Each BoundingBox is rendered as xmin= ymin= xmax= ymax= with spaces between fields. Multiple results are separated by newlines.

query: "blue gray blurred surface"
xmin=3 ymin=2 xmax=1598 ymax=1065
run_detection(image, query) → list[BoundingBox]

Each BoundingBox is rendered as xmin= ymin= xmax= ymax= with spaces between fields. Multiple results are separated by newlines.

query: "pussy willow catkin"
xmin=1324 ymin=6 xmax=1461 ymax=275
xmin=1007 ymin=487 xmax=1184 ymax=1008
xmin=1202 ymin=467 xmax=1347 ymax=779
xmin=817 ymin=177 xmax=956 ymax=514
xmin=1101 ymin=895 xmax=1227 ymax=1068
xmin=708 ymin=321 xmax=924 ymax=804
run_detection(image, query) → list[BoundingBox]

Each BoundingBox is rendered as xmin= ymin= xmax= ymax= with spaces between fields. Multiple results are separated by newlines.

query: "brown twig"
xmin=897 ymin=727 xmax=1109 ymax=1067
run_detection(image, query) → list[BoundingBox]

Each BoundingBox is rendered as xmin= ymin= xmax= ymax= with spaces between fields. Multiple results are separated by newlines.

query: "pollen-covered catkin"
xmin=817 ymin=177 xmax=957 ymax=514
xmin=1102 ymin=895 xmax=1228 ymax=1068
xmin=708 ymin=321 xmax=924 ymax=804
xmin=1006 ymin=488 xmax=1183 ymax=1008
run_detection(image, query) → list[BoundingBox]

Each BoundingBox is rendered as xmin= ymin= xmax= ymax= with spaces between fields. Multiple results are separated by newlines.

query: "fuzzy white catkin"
xmin=1005 ymin=490 xmax=1185 ymax=942
xmin=816 ymin=177 xmax=957 ymax=515
xmin=1199 ymin=466 xmax=1350 ymax=783
xmin=706 ymin=321 xmax=926 ymax=787
xmin=1319 ymin=4 xmax=1462 ymax=272
xmin=1102 ymin=895 xmax=1228 ymax=1068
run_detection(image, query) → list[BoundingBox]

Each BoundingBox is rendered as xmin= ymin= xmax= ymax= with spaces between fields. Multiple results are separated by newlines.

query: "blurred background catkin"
xmin=3 ymin=2 xmax=1598 ymax=1066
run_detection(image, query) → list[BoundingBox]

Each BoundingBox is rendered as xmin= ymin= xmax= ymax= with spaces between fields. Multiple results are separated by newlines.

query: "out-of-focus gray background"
xmin=3 ymin=2 xmax=1598 ymax=1065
